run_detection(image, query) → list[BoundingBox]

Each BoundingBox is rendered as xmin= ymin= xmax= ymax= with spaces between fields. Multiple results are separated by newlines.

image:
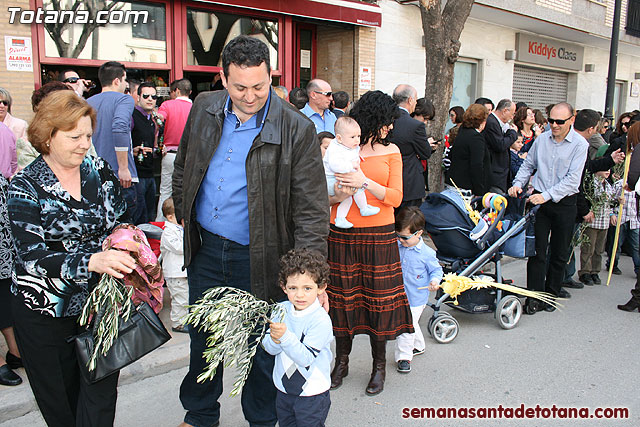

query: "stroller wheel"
xmin=427 ymin=311 xmax=453 ymax=336
xmin=430 ymin=315 xmax=459 ymax=344
xmin=523 ymin=298 xmax=541 ymax=315
xmin=496 ymin=295 xmax=522 ymax=329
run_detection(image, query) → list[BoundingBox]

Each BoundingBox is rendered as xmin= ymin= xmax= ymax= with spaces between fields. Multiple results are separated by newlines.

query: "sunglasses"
xmin=314 ymin=91 xmax=332 ymax=97
xmin=0 ymin=100 xmax=8 ymax=106
xmin=124 ymin=88 xmax=130 ymax=94
xmin=63 ymin=77 xmax=80 ymax=84
xmin=548 ymin=117 xmax=572 ymax=125
xmin=396 ymin=230 xmax=420 ymax=240
xmin=142 ymin=94 xmax=158 ymax=100
xmin=622 ymin=121 xmax=631 ymax=127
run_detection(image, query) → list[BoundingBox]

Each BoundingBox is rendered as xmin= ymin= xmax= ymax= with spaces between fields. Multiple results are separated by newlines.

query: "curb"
xmin=0 ymin=339 xmax=189 ymax=423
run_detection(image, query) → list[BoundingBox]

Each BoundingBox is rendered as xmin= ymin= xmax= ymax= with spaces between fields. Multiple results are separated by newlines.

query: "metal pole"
xmin=604 ymin=0 xmax=622 ymax=120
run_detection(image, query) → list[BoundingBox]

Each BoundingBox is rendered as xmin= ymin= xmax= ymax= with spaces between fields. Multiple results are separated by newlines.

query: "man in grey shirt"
xmin=508 ymin=102 xmax=588 ymax=313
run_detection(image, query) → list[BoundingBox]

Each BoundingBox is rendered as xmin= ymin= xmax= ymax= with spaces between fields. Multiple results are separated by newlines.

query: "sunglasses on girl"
xmin=142 ymin=94 xmax=158 ymax=100
xmin=0 ymin=100 xmax=8 ymax=106
xmin=63 ymin=77 xmax=80 ymax=84
xmin=396 ymin=230 xmax=420 ymax=240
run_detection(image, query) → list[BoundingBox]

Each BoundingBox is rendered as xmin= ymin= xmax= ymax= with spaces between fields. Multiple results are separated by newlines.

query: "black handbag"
xmin=72 ymin=301 xmax=171 ymax=384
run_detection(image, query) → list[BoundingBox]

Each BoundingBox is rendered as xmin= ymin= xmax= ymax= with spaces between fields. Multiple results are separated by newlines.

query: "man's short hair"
xmin=174 ymin=79 xmax=192 ymax=96
xmin=334 ymin=116 xmax=359 ymax=136
xmin=98 ymin=61 xmax=126 ymax=87
xmin=162 ymin=197 xmax=175 ymax=217
xmin=495 ymin=99 xmax=513 ymax=112
xmin=137 ymin=81 xmax=156 ymax=96
xmin=289 ymin=87 xmax=308 ymax=109
xmin=305 ymin=79 xmax=327 ymax=96
xmin=515 ymin=101 xmax=528 ymax=111
xmin=392 ymin=85 xmax=415 ymax=105
xmin=552 ymin=102 xmax=575 ymax=117
xmin=474 ymin=97 xmax=494 ymax=110
xmin=333 ymin=91 xmax=349 ymax=109
xmin=129 ymin=79 xmax=142 ymax=94
xmin=58 ymin=69 xmax=77 ymax=82
xmin=221 ymin=35 xmax=270 ymax=78
xmin=574 ymin=109 xmax=601 ymax=132
xmin=545 ymin=103 xmax=555 ymax=116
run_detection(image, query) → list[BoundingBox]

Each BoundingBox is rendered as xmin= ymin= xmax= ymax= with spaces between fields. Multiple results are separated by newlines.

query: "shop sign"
xmin=359 ymin=67 xmax=371 ymax=90
xmin=516 ymin=33 xmax=583 ymax=72
xmin=4 ymin=36 xmax=32 ymax=72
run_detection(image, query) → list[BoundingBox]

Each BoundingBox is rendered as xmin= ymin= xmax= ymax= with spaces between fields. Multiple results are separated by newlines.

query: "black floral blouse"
xmin=8 ymin=156 xmax=127 ymax=317
xmin=0 ymin=175 xmax=13 ymax=280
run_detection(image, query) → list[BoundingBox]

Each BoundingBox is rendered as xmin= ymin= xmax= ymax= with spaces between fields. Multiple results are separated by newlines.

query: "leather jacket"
xmin=172 ymin=89 xmax=329 ymax=302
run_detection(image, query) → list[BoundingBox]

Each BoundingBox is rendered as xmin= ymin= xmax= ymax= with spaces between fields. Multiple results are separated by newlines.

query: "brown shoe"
xmin=330 ymin=336 xmax=352 ymax=389
xmin=365 ymin=337 xmax=386 ymax=396
xmin=617 ymin=298 xmax=640 ymax=312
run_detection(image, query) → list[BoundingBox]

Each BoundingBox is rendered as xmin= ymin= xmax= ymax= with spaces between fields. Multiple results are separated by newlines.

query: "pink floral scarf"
xmin=102 ymin=224 xmax=164 ymax=313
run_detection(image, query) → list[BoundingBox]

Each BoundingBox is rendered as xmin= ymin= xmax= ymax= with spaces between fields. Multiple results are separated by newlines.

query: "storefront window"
xmin=42 ymin=0 xmax=167 ymax=63
xmin=186 ymin=8 xmax=278 ymax=68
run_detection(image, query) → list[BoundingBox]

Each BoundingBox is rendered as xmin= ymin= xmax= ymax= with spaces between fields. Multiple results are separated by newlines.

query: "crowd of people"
xmin=0 ymin=32 xmax=639 ymax=427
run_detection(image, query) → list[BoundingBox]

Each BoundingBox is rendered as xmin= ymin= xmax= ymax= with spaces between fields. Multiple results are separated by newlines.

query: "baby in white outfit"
xmin=323 ymin=116 xmax=379 ymax=228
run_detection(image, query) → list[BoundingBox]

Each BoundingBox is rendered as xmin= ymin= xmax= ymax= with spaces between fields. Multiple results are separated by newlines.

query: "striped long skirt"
xmin=327 ymin=224 xmax=414 ymax=340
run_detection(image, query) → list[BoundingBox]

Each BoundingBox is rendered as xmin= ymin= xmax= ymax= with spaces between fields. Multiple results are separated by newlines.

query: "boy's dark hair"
xmin=137 ymin=81 xmax=155 ymax=96
xmin=98 ymin=61 xmax=126 ymax=87
xmin=317 ymin=131 xmax=334 ymax=144
xmin=333 ymin=91 xmax=350 ymax=109
xmin=162 ymin=197 xmax=175 ymax=217
xmin=222 ymin=35 xmax=270 ymax=79
xmin=278 ymin=249 xmax=330 ymax=288
xmin=395 ymin=206 xmax=426 ymax=233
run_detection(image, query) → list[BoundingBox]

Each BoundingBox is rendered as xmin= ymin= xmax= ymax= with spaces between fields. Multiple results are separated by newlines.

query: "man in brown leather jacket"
xmin=173 ymin=36 xmax=328 ymax=427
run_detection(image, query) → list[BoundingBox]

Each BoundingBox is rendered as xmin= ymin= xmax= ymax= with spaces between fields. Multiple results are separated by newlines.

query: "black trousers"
xmin=275 ymin=390 xmax=331 ymax=427
xmin=12 ymin=299 xmax=119 ymax=427
xmin=527 ymin=196 xmax=577 ymax=296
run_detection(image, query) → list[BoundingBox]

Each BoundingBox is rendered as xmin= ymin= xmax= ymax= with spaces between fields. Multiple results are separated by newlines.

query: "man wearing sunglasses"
xmin=131 ymin=82 xmax=158 ymax=223
xmin=59 ymin=69 xmax=91 ymax=97
xmin=302 ymin=78 xmax=337 ymax=133
xmin=509 ymin=102 xmax=588 ymax=312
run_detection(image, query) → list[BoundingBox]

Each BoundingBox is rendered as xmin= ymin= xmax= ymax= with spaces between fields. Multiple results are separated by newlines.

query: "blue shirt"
xmin=87 ymin=91 xmax=137 ymax=180
xmin=512 ymin=127 xmax=588 ymax=203
xmin=398 ymin=239 xmax=443 ymax=307
xmin=195 ymin=94 xmax=270 ymax=245
xmin=301 ymin=103 xmax=337 ymax=134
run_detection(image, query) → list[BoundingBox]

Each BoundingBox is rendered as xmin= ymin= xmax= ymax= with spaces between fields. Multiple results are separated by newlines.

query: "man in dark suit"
xmin=482 ymin=98 xmax=518 ymax=193
xmin=389 ymin=84 xmax=434 ymax=212
xmin=332 ymin=91 xmax=349 ymax=118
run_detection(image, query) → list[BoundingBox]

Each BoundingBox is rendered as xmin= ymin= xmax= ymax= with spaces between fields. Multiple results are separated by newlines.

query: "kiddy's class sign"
xmin=516 ymin=33 xmax=584 ymax=71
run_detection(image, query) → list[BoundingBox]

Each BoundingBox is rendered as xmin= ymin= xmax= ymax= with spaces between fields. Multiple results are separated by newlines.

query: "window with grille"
xmin=626 ymin=0 xmax=640 ymax=37
xmin=512 ymin=65 xmax=568 ymax=112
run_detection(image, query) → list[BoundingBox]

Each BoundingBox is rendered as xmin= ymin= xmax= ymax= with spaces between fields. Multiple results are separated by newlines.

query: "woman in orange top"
xmin=327 ymin=90 xmax=413 ymax=396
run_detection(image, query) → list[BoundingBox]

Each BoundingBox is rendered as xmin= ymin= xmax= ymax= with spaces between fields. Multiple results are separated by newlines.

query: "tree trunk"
xmin=419 ymin=0 xmax=474 ymax=192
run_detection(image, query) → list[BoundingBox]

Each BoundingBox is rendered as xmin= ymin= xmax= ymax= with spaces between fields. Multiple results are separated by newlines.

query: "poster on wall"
xmin=359 ymin=67 xmax=371 ymax=90
xmin=631 ymin=82 xmax=640 ymax=98
xmin=4 ymin=36 xmax=33 ymax=72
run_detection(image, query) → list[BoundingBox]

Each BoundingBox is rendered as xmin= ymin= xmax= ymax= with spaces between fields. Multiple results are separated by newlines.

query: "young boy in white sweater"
xmin=262 ymin=249 xmax=333 ymax=427
xmin=160 ymin=198 xmax=189 ymax=333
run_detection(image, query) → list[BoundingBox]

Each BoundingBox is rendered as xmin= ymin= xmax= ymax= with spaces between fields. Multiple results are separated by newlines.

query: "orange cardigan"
xmin=330 ymin=152 xmax=403 ymax=227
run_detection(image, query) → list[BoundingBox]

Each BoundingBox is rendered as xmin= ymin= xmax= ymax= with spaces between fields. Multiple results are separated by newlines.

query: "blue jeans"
xmin=614 ymin=223 xmax=640 ymax=273
xmin=180 ymin=229 xmax=277 ymax=427
xmin=135 ymin=177 xmax=156 ymax=224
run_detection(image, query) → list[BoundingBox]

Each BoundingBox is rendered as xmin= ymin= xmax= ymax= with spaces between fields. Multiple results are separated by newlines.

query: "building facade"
xmin=1 ymin=0 xmax=380 ymax=121
xmin=376 ymin=0 xmax=640 ymax=117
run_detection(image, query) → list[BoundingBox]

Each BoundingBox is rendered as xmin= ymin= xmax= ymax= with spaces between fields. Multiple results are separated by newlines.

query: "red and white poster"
xmin=4 ymin=36 xmax=33 ymax=72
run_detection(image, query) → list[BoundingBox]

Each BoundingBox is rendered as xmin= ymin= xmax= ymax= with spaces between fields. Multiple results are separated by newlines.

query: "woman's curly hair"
xmin=348 ymin=90 xmax=400 ymax=146
xmin=278 ymin=249 xmax=330 ymax=288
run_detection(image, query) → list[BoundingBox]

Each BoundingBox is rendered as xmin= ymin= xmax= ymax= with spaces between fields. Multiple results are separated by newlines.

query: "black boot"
xmin=617 ymin=298 xmax=640 ymax=312
xmin=330 ymin=336 xmax=352 ymax=389
xmin=365 ymin=337 xmax=386 ymax=396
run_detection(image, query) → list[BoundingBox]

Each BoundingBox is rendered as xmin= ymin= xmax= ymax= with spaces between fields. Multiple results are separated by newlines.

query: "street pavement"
xmin=1 ymin=253 xmax=639 ymax=426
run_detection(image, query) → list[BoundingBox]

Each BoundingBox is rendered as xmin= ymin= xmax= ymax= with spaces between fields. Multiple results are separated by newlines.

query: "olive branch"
xmin=569 ymin=171 xmax=612 ymax=262
xmin=184 ymin=287 xmax=285 ymax=396
xmin=78 ymin=274 xmax=134 ymax=371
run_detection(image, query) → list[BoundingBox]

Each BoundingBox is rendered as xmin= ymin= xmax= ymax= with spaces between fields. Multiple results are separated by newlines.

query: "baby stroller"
xmin=420 ymin=189 xmax=537 ymax=343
